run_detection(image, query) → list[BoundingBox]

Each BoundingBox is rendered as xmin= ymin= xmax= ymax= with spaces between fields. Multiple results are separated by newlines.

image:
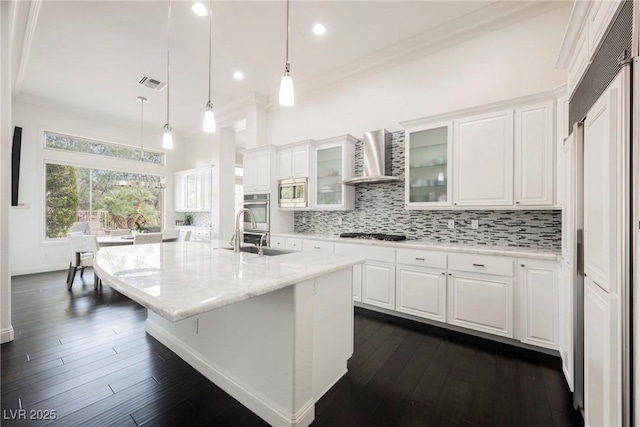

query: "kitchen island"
xmin=94 ymin=241 xmax=363 ymax=427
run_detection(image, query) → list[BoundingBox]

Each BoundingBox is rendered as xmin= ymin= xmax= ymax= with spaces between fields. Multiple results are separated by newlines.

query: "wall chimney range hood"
xmin=343 ymin=129 xmax=399 ymax=185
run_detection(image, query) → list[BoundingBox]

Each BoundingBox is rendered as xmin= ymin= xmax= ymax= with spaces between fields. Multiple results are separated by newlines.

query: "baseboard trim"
xmin=146 ymin=318 xmax=314 ymax=427
xmin=11 ymin=264 xmax=67 ymax=277
xmin=1 ymin=326 xmax=15 ymax=343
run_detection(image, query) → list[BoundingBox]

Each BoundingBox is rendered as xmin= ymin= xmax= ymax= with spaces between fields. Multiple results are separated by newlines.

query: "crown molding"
xmin=12 ymin=0 xmax=42 ymax=94
xmin=267 ymin=1 xmax=567 ymax=108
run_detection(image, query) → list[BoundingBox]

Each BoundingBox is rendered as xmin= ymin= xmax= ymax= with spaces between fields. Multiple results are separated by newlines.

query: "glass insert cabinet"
xmin=313 ymin=135 xmax=356 ymax=210
xmin=404 ymin=121 xmax=453 ymax=207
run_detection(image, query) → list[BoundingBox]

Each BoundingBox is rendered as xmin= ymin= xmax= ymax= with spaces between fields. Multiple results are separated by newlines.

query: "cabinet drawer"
xmin=396 ymin=248 xmax=446 ymax=269
xmin=302 ymin=239 xmax=334 ymax=253
xmin=334 ymin=243 xmax=395 ymax=263
xmin=448 ymin=253 xmax=514 ymax=276
xmin=270 ymin=236 xmax=286 ymax=248
xmin=285 ymin=238 xmax=302 ymax=251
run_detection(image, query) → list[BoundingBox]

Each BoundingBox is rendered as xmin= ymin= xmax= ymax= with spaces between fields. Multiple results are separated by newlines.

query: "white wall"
xmin=266 ymin=6 xmax=571 ymax=145
xmin=10 ymin=99 xmax=187 ymax=276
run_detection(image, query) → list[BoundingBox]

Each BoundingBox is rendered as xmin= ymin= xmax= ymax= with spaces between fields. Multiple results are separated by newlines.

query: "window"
xmin=235 ymin=167 xmax=243 ymax=209
xmin=45 ymin=163 xmax=163 ymax=239
xmin=45 ymin=131 xmax=165 ymax=165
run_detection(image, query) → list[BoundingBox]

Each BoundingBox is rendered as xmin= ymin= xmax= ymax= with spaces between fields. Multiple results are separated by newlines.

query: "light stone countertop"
xmin=271 ymin=232 xmax=560 ymax=261
xmin=94 ymin=240 xmax=364 ymax=322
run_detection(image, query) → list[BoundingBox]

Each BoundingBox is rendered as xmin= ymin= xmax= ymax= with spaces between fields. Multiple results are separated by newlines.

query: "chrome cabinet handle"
xmin=473 ymin=263 xmax=485 ymax=267
xmin=415 ymin=257 xmax=425 ymax=261
xmin=314 ymin=246 xmax=321 ymax=249
xmin=521 ymin=264 xmax=525 ymax=267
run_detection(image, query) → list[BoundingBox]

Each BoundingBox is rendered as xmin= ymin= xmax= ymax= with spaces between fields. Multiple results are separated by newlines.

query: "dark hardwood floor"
xmin=1 ymin=270 xmax=582 ymax=426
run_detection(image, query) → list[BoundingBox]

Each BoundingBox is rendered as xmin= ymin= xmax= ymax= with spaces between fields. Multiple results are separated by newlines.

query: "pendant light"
xmin=202 ymin=0 xmax=216 ymax=133
xmin=278 ymin=0 xmax=294 ymax=107
xmin=162 ymin=0 xmax=174 ymax=149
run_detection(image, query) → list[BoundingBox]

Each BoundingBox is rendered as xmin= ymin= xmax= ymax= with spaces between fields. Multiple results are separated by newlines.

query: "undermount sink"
xmin=222 ymin=246 xmax=294 ymax=256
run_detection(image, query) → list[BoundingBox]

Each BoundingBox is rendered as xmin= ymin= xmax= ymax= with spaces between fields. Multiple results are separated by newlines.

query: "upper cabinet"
xmin=277 ymin=142 xmax=311 ymax=180
xmin=514 ymin=102 xmax=554 ymax=206
xmin=403 ymin=98 xmax=557 ymax=210
xmin=453 ymin=109 xmax=514 ymax=207
xmin=404 ymin=121 xmax=453 ymax=207
xmin=557 ymin=0 xmax=624 ymax=96
xmin=174 ymin=166 xmax=213 ymax=212
xmin=243 ymin=148 xmax=274 ymax=194
xmin=312 ymin=135 xmax=356 ymax=210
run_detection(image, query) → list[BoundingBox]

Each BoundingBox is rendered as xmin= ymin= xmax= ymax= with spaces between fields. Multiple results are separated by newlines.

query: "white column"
xmin=211 ymin=127 xmax=236 ymax=239
xmin=0 ymin=0 xmax=15 ymax=343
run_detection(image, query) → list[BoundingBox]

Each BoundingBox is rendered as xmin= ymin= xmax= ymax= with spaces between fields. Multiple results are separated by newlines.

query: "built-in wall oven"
xmin=278 ymin=178 xmax=307 ymax=208
xmin=243 ymin=193 xmax=269 ymax=246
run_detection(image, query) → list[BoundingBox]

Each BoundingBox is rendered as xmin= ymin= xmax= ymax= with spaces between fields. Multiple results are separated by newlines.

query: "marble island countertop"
xmin=94 ymin=240 xmax=363 ymax=322
xmin=271 ymin=232 xmax=560 ymax=260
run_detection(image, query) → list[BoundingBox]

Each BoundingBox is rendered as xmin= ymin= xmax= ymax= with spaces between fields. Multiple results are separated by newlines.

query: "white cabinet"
xmin=558 ymin=261 xmax=574 ymax=391
xmin=277 ymin=143 xmax=310 ymax=180
xmin=180 ymin=227 xmax=211 ymax=242
xmin=567 ymin=27 xmax=589 ymax=96
xmin=302 ymin=239 xmax=334 ymax=254
xmin=312 ymin=136 xmax=356 ymax=210
xmin=447 ymin=252 xmax=514 ymax=338
xmin=270 ymin=236 xmax=286 ymax=249
xmin=583 ymin=81 xmax=618 ymax=294
xmin=404 ymin=121 xmax=453 ymax=207
xmin=396 ymin=266 xmax=446 ymax=323
xmin=353 ymin=264 xmax=362 ymax=303
xmin=174 ymin=167 xmax=213 ymax=212
xmin=243 ymin=149 xmax=273 ymax=194
xmin=362 ymin=261 xmax=396 ymax=310
xmin=453 ymin=109 xmax=514 ymax=206
xmin=561 ymin=132 xmax=576 ymax=263
xmin=517 ymin=259 xmax=558 ymax=350
xmin=285 ymin=238 xmax=302 ymax=251
xmin=514 ymin=102 xmax=554 ymax=206
xmin=587 ymin=0 xmax=623 ymax=59
xmin=584 ymin=277 xmax=620 ymax=427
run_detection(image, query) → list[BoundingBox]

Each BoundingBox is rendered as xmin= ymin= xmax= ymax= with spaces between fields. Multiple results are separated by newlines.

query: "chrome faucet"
xmin=232 ymin=208 xmax=257 ymax=253
xmin=257 ymin=233 xmax=267 ymax=257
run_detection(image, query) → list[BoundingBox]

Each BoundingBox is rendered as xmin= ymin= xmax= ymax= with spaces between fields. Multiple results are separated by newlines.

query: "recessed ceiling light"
xmin=312 ymin=24 xmax=326 ymax=35
xmin=233 ymin=71 xmax=245 ymax=80
xmin=192 ymin=2 xmax=208 ymax=17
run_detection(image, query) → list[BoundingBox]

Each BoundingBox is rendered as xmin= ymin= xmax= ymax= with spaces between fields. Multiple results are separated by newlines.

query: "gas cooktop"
xmin=339 ymin=232 xmax=407 ymax=242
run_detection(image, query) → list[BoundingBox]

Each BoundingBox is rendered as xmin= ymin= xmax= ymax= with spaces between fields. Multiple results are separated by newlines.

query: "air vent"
xmin=137 ymin=76 xmax=167 ymax=92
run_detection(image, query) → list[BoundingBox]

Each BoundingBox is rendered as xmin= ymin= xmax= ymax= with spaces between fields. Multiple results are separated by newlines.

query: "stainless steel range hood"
xmin=343 ymin=129 xmax=399 ymax=185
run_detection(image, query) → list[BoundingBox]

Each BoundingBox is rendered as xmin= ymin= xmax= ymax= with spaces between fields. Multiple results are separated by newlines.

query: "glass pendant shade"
xmin=202 ymin=102 xmax=216 ymax=133
xmin=162 ymin=124 xmax=174 ymax=149
xmin=279 ymin=74 xmax=294 ymax=107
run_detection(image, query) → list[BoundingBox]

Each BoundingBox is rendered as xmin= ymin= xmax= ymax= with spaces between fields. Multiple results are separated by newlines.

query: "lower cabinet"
xmin=517 ymin=259 xmax=558 ymax=350
xmin=396 ymin=265 xmax=446 ymax=323
xmin=362 ymin=261 xmax=395 ymax=310
xmin=352 ymin=264 xmax=362 ymax=302
xmin=447 ymin=272 xmax=514 ymax=338
xmin=584 ymin=277 xmax=620 ymax=427
xmin=558 ymin=262 xmax=574 ymax=391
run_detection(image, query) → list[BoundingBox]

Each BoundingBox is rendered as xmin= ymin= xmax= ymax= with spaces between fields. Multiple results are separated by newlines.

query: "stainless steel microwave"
xmin=278 ymin=178 xmax=307 ymax=208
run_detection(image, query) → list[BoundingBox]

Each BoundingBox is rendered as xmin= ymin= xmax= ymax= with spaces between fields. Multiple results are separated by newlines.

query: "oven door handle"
xmin=244 ymin=202 xmax=269 ymax=206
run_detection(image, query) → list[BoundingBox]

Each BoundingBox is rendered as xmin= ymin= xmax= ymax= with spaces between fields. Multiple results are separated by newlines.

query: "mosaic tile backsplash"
xmin=294 ymin=130 xmax=561 ymax=249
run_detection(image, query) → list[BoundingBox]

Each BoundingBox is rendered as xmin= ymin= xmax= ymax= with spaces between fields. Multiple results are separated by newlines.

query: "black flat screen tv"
xmin=11 ymin=126 xmax=22 ymax=206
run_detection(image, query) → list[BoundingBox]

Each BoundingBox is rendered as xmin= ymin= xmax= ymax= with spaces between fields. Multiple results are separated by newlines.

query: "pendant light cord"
xmin=285 ymin=0 xmax=290 ymax=70
xmin=207 ymin=0 xmax=212 ymax=102
xmin=140 ymin=98 xmax=144 ymax=159
xmin=166 ymin=0 xmax=171 ymax=125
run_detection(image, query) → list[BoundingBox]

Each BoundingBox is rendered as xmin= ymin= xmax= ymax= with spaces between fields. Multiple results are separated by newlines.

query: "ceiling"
xmin=12 ymin=1 xmax=560 ymax=140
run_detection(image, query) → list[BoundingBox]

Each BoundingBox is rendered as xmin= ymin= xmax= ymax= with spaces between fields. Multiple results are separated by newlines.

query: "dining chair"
xmin=162 ymin=228 xmax=180 ymax=241
xmin=178 ymin=229 xmax=192 ymax=242
xmin=133 ymin=232 xmax=163 ymax=245
xmin=109 ymin=229 xmax=131 ymax=236
xmin=67 ymin=234 xmax=101 ymax=290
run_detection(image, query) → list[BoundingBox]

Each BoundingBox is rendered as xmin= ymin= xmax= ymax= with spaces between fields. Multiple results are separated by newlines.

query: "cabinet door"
xmin=561 ymin=132 xmax=576 ymax=263
xmin=514 ymin=102 xmax=554 ymax=206
xmin=518 ymin=260 xmax=558 ymax=350
xmin=291 ymin=146 xmax=309 ymax=177
xmin=174 ymin=174 xmax=186 ymax=211
xmin=353 ymin=263 xmax=362 ymax=303
xmin=243 ymin=155 xmax=257 ymax=192
xmin=448 ymin=272 xmax=513 ymax=338
xmin=396 ymin=266 xmax=446 ymax=322
xmin=277 ymin=149 xmax=292 ymax=180
xmin=405 ymin=122 xmax=452 ymax=207
xmin=362 ymin=261 xmax=395 ymax=310
xmin=584 ymin=277 xmax=620 ymax=427
xmin=587 ymin=0 xmax=622 ymax=59
xmin=558 ymin=262 xmax=574 ymax=391
xmin=453 ymin=110 xmax=514 ymax=206
xmin=255 ymin=152 xmax=271 ymax=192
xmin=270 ymin=236 xmax=286 ymax=248
xmin=583 ymin=81 xmax=618 ymax=294
xmin=315 ymin=144 xmax=344 ymax=208
xmin=186 ymin=174 xmax=197 ymax=210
